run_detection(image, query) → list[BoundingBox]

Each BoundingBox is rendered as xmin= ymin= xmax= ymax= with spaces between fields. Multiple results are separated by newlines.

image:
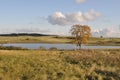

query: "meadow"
xmin=0 ymin=36 xmax=71 ymax=44
xmin=0 ymin=49 xmax=119 ymax=80
xmin=0 ymin=36 xmax=120 ymax=46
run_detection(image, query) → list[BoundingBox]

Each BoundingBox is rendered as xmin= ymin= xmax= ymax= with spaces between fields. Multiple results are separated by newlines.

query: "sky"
xmin=0 ymin=0 xmax=120 ymax=37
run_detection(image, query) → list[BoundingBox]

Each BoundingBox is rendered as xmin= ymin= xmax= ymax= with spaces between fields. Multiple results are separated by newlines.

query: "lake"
xmin=1 ymin=43 xmax=120 ymax=50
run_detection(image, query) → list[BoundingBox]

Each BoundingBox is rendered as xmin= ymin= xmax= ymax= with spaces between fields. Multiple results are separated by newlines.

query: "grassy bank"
xmin=0 ymin=36 xmax=71 ymax=44
xmin=0 ymin=49 xmax=119 ymax=80
xmin=0 ymin=36 xmax=120 ymax=46
xmin=89 ymin=37 xmax=120 ymax=46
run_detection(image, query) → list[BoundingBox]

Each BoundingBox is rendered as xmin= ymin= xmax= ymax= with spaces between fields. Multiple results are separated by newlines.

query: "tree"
xmin=70 ymin=24 xmax=91 ymax=49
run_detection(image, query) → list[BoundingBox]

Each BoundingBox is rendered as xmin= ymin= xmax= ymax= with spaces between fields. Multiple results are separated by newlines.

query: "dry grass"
xmin=0 ymin=49 xmax=119 ymax=80
xmin=0 ymin=36 xmax=71 ymax=44
xmin=0 ymin=36 xmax=119 ymax=46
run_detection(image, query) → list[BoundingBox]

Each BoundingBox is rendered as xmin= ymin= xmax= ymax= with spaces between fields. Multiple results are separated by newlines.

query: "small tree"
xmin=70 ymin=24 xmax=91 ymax=49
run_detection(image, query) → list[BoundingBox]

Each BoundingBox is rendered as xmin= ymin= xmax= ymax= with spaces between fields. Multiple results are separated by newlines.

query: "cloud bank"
xmin=15 ymin=28 xmax=65 ymax=35
xmin=0 ymin=28 xmax=65 ymax=35
xmin=92 ymin=28 xmax=120 ymax=37
xmin=75 ymin=0 xmax=86 ymax=4
xmin=0 ymin=27 xmax=119 ymax=37
xmin=47 ymin=10 xmax=101 ymax=26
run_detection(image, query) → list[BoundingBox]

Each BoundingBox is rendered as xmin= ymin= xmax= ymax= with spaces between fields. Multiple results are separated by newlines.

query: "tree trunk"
xmin=78 ymin=42 xmax=82 ymax=50
xmin=79 ymin=43 xmax=81 ymax=50
xmin=80 ymin=43 xmax=82 ymax=49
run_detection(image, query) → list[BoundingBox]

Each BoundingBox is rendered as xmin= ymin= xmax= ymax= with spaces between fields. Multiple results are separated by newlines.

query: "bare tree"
xmin=70 ymin=24 xmax=91 ymax=49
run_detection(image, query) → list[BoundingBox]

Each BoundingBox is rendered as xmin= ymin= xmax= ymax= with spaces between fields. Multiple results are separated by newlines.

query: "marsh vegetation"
xmin=0 ymin=49 xmax=119 ymax=80
xmin=0 ymin=36 xmax=119 ymax=46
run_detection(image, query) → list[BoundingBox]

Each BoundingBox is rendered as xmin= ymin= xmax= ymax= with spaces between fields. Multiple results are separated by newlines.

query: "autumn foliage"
xmin=70 ymin=24 xmax=91 ymax=49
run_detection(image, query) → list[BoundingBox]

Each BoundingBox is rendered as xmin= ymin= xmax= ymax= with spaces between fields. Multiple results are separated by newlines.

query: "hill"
xmin=0 ymin=33 xmax=56 ymax=36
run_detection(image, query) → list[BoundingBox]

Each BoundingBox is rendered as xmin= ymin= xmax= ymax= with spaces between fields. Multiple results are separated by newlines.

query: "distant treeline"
xmin=0 ymin=33 xmax=56 ymax=36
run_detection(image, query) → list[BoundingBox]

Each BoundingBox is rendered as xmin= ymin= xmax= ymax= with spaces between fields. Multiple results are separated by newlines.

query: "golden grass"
xmin=0 ymin=36 xmax=71 ymax=44
xmin=0 ymin=36 xmax=120 ymax=46
xmin=0 ymin=49 xmax=119 ymax=80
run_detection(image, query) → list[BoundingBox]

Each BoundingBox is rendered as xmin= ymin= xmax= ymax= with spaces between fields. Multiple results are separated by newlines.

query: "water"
xmin=1 ymin=43 xmax=120 ymax=49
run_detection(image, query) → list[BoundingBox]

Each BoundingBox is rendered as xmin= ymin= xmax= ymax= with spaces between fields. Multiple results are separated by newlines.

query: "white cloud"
xmin=75 ymin=0 xmax=86 ymax=4
xmin=47 ymin=10 xmax=101 ymax=26
xmin=92 ymin=28 xmax=120 ymax=37
xmin=47 ymin=12 xmax=67 ymax=26
xmin=84 ymin=10 xmax=101 ymax=20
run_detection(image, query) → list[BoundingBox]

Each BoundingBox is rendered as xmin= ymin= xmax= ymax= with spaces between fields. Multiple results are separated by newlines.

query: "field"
xmin=0 ymin=36 xmax=71 ymax=44
xmin=0 ymin=49 xmax=119 ymax=80
xmin=0 ymin=36 xmax=120 ymax=46
xmin=88 ymin=37 xmax=120 ymax=46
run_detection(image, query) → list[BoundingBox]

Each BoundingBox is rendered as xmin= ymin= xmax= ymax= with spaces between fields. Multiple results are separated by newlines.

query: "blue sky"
xmin=0 ymin=0 xmax=120 ymax=37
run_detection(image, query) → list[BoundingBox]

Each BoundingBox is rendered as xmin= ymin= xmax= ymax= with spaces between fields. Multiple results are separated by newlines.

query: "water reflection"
xmin=2 ymin=43 xmax=120 ymax=50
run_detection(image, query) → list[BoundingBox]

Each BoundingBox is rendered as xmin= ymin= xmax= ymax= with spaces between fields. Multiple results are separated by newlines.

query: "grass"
xmin=0 ymin=49 xmax=119 ymax=80
xmin=0 ymin=36 xmax=71 ymax=44
xmin=88 ymin=37 xmax=120 ymax=46
xmin=0 ymin=36 xmax=120 ymax=46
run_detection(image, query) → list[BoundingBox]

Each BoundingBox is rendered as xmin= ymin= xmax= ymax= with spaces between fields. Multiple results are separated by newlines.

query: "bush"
xmin=0 ymin=46 xmax=28 ymax=50
xmin=49 ymin=47 xmax=58 ymax=50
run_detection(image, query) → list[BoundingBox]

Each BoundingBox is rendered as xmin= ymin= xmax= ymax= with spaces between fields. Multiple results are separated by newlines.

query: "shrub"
xmin=49 ymin=47 xmax=58 ymax=50
xmin=0 ymin=46 xmax=28 ymax=50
